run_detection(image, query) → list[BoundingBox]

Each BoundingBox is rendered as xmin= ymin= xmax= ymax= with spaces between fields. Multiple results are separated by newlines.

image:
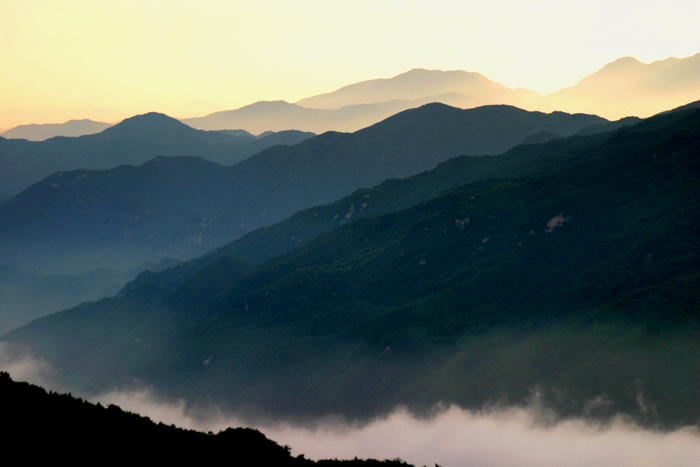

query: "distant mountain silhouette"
xmin=182 ymin=70 xmax=543 ymax=133
xmin=182 ymin=55 xmax=699 ymax=133
xmin=296 ymin=68 xmax=541 ymax=110
xmin=545 ymin=53 xmax=700 ymax=119
xmin=99 ymin=111 xmax=194 ymax=137
xmin=0 ymin=119 xmax=112 ymax=141
xmin=10 ymin=54 xmax=697 ymax=136
xmin=182 ymin=99 xmax=426 ymax=134
xmin=0 ymin=112 xmax=314 ymax=196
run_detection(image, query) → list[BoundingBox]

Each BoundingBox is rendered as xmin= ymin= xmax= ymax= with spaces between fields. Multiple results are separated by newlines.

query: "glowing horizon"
xmin=2 ymin=1 xmax=699 ymax=129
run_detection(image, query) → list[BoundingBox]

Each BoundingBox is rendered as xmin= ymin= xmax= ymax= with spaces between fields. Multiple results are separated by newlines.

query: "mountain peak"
xmin=602 ymin=56 xmax=643 ymax=71
xmin=101 ymin=112 xmax=194 ymax=137
xmin=117 ymin=112 xmax=183 ymax=126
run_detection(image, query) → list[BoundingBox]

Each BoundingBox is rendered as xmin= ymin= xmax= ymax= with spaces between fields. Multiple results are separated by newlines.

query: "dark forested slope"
xmin=0 ymin=372 xmax=412 ymax=466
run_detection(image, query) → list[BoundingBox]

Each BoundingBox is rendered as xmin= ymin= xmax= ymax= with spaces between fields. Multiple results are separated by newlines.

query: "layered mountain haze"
xmin=180 ymin=54 xmax=698 ymax=134
xmin=0 ymin=104 xmax=608 ymax=275
xmin=3 ymin=1 xmax=699 ymax=460
xmin=181 ymin=98 xmax=477 ymax=135
xmin=0 ymin=112 xmax=314 ymax=196
xmin=295 ymin=68 xmax=542 ymax=110
xmin=0 ymin=119 xmax=112 ymax=141
xmin=0 ymin=259 xmax=177 ymax=335
xmin=4 ymin=54 xmax=697 ymax=139
xmin=545 ymin=53 xmax=700 ymax=119
xmin=5 ymin=106 xmax=698 ymax=429
xmin=182 ymin=69 xmax=544 ymax=134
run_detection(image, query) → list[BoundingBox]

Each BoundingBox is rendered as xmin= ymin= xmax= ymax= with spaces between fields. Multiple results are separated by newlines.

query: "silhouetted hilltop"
xmin=99 ymin=111 xmax=195 ymax=137
xmin=0 ymin=372 xmax=413 ymax=466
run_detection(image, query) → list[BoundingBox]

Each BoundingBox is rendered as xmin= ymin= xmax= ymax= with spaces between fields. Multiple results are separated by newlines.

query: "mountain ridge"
xmin=0 ymin=114 xmax=315 ymax=196
xmin=6 ymin=54 xmax=698 ymax=137
xmin=0 ymin=119 xmax=112 ymax=141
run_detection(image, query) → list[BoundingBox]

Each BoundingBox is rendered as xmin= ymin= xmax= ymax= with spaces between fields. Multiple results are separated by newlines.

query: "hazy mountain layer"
xmin=0 ymin=119 xmax=113 ymax=141
xmin=181 ymin=98 xmax=468 ymax=134
xmin=0 ymin=112 xmax=314 ymax=196
xmin=0 ymin=104 xmax=606 ymax=274
xmin=296 ymin=68 xmax=541 ymax=110
xmin=545 ymin=53 xmax=700 ymax=120
xmin=6 ymin=55 xmax=696 ymax=139
xmin=6 ymin=107 xmax=698 ymax=428
xmin=0 ymin=259 xmax=178 ymax=335
xmin=182 ymin=55 xmax=699 ymax=134
xmin=181 ymin=71 xmax=543 ymax=134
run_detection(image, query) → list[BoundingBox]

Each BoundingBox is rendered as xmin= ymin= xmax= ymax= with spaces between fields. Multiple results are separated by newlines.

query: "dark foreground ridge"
xmin=0 ymin=372 xmax=413 ymax=466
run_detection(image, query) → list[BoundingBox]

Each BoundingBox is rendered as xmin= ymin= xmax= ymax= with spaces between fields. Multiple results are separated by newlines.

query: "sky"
xmin=2 ymin=0 xmax=699 ymax=129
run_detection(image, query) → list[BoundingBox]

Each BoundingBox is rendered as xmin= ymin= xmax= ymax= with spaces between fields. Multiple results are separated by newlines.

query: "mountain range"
xmin=4 ymin=54 xmax=697 ymax=140
xmin=0 ymin=119 xmax=112 ymax=141
xmin=183 ymin=54 xmax=699 ymax=133
xmin=0 ymin=104 xmax=611 ymax=276
xmin=5 ymin=104 xmax=698 ymax=428
xmin=181 ymin=69 xmax=542 ymax=134
xmin=544 ymin=54 xmax=700 ymax=119
xmin=0 ymin=113 xmax=314 ymax=196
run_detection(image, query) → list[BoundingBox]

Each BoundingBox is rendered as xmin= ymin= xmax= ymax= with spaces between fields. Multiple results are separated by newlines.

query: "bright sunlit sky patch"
xmin=1 ymin=0 xmax=699 ymax=128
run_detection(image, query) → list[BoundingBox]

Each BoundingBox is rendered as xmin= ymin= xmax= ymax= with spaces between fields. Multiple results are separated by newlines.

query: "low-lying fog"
xmin=3 ymin=343 xmax=697 ymax=467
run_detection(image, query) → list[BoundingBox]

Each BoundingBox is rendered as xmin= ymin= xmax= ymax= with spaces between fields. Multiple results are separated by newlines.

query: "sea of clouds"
xmin=2 ymin=342 xmax=697 ymax=467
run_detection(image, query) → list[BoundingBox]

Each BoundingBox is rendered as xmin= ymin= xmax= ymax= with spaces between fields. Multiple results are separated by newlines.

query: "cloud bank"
xmin=2 ymin=343 xmax=697 ymax=467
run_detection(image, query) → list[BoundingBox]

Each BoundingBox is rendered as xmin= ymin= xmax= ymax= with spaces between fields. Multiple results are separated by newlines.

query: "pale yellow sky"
xmin=1 ymin=0 xmax=699 ymax=128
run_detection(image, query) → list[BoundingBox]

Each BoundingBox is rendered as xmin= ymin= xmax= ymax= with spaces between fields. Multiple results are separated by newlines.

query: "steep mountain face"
xmin=0 ymin=104 xmax=606 ymax=274
xmin=0 ymin=112 xmax=314 ymax=196
xmin=6 ymin=108 xmax=698 ymax=427
xmin=546 ymin=53 xmax=700 ymax=119
xmin=0 ymin=119 xmax=112 ymax=141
